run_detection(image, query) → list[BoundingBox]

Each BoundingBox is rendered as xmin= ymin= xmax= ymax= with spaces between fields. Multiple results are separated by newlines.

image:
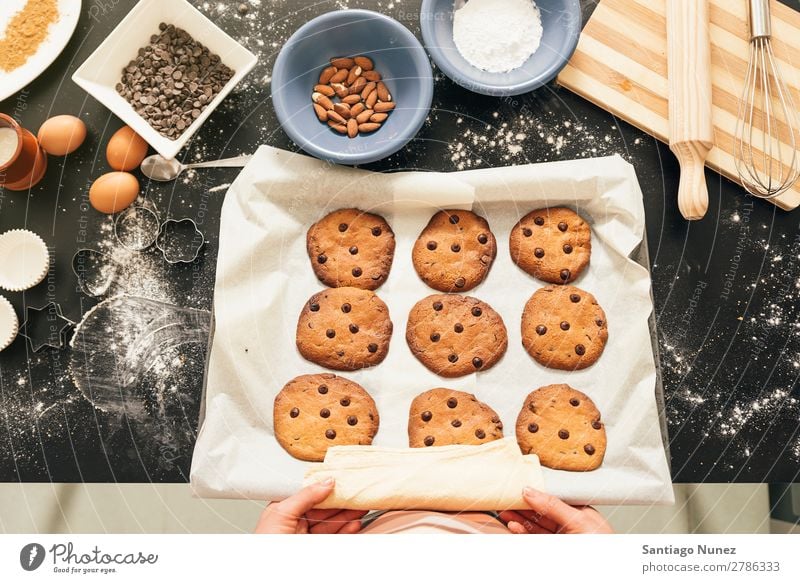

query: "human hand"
xmin=254 ymin=478 xmax=367 ymax=534
xmin=499 ymin=487 xmax=613 ymax=534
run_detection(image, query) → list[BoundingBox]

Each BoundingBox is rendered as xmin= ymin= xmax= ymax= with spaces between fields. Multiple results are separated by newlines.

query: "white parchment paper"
xmin=190 ymin=145 xmax=674 ymax=506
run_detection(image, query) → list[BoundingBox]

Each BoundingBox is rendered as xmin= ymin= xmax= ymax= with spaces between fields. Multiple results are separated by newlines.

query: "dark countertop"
xmin=1 ymin=0 xmax=798 ymax=484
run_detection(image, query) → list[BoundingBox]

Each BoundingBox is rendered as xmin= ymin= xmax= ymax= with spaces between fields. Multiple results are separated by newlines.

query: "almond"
xmin=347 ymin=118 xmax=358 ymax=139
xmin=355 ymin=109 xmax=373 ymax=124
xmin=350 ymin=103 xmax=365 ymax=117
xmin=333 ymin=103 xmax=351 ymax=119
xmin=319 ymin=66 xmax=337 ymax=85
xmin=365 ymin=89 xmax=378 ymax=109
xmin=370 ymin=112 xmax=388 ymax=123
xmin=328 ymin=121 xmax=348 ymax=134
xmin=376 ymin=82 xmax=391 ymax=102
xmin=358 ymin=122 xmax=381 ymax=133
xmin=342 ymin=94 xmax=361 ymax=105
xmin=347 ymin=66 xmax=362 ymax=85
xmin=311 ymin=92 xmax=334 ymax=110
xmin=330 ymin=69 xmax=349 ymax=84
xmin=330 ymin=57 xmax=355 ymax=69
xmin=314 ymin=84 xmax=335 ymax=97
xmin=327 ymin=110 xmax=346 ymax=124
xmin=331 ymin=83 xmax=349 ymax=99
xmin=354 ymin=56 xmax=374 ymax=71
xmin=313 ymin=103 xmax=328 ymax=122
xmin=360 ymin=81 xmax=376 ymax=100
xmin=363 ymin=70 xmax=382 ymax=82
xmin=349 ymin=77 xmax=367 ymax=95
xmin=374 ymin=101 xmax=395 ymax=113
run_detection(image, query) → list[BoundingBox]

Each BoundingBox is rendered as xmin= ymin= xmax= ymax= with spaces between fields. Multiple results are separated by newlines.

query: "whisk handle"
xmin=672 ymin=142 xmax=712 ymax=220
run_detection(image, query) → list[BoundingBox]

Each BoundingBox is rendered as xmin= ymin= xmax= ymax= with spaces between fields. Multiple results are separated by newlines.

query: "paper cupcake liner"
xmin=0 ymin=229 xmax=50 ymax=292
xmin=0 ymin=295 xmax=18 ymax=352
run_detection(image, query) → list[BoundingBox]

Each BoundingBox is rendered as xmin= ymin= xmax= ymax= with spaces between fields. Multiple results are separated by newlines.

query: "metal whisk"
xmin=734 ymin=0 xmax=800 ymax=199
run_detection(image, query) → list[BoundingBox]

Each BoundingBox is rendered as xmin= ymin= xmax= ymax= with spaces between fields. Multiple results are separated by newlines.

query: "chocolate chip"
xmin=472 ymin=357 xmax=483 ymax=368
xmin=575 ymin=344 xmax=586 ymax=355
xmin=451 ymin=419 xmax=462 ymax=427
xmin=560 ymin=321 xmax=570 ymax=331
xmin=534 ymin=216 xmax=545 ymax=226
xmin=349 ymin=246 xmax=358 ymax=255
xmin=433 ymin=301 xmax=443 ymax=311
xmin=534 ymin=247 xmax=545 ymax=258
xmin=326 ymin=329 xmax=336 ymax=338
xmin=475 ymin=429 xmax=486 ymax=439
xmin=318 ymin=385 xmax=328 ymax=394
xmin=421 ymin=411 xmax=432 ymax=422
xmin=320 ymin=408 xmax=330 ymax=418
xmin=340 ymin=398 xmax=350 ymax=406
xmin=349 ymin=324 xmax=359 ymax=334
xmin=451 ymin=243 xmax=461 ymax=252
xmin=317 ymin=254 xmax=327 ymax=264
xmin=338 ymin=223 xmax=348 ymax=232
xmin=367 ymin=343 xmax=378 ymax=353
xmin=448 ymin=354 xmax=459 ymax=363
xmin=471 ymin=307 xmax=482 ymax=317
xmin=570 ymin=294 xmax=581 ymax=303
xmin=430 ymin=332 xmax=440 ymax=342
xmin=536 ymin=325 xmax=547 ymax=335
xmin=341 ymin=303 xmax=351 ymax=313
xmin=560 ymin=269 xmax=571 ymax=281
xmin=558 ymin=429 xmax=570 ymax=439
xmin=592 ymin=420 xmax=602 ymax=430
xmin=570 ymin=398 xmax=580 ymax=407
xmin=596 ymin=319 xmax=604 ymax=327
xmin=449 ymin=215 xmax=459 ymax=224
xmin=447 ymin=397 xmax=458 ymax=408
xmin=454 ymin=277 xmax=466 ymax=288
xmin=522 ymin=228 xmax=533 ymax=237
xmin=347 ymin=415 xmax=358 ymax=426
xmin=491 ymin=415 xmax=500 ymax=423
xmin=326 ymin=429 xmax=336 ymax=439
xmin=454 ymin=323 xmax=464 ymax=333
xmin=478 ymin=233 xmax=488 ymax=244
xmin=424 ymin=436 xmax=435 ymax=446
xmin=289 ymin=407 xmax=299 ymax=418
xmin=528 ymin=423 xmax=539 ymax=433
xmin=563 ymin=244 xmax=573 ymax=254
xmin=584 ymin=444 xmax=595 ymax=455
xmin=558 ymin=222 xmax=568 ymax=232
xmin=309 ymin=302 xmax=320 ymax=312
xmin=427 ymin=241 xmax=437 ymax=250
xmin=371 ymin=226 xmax=382 ymax=236
xmin=352 ymin=267 xmax=362 ymax=277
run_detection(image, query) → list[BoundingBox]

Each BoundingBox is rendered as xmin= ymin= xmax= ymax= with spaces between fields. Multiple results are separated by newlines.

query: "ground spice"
xmin=0 ymin=0 xmax=59 ymax=72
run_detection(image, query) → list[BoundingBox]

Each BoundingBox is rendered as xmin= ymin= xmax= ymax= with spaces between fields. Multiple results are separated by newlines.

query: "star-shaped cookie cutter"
xmin=18 ymin=302 xmax=76 ymax=352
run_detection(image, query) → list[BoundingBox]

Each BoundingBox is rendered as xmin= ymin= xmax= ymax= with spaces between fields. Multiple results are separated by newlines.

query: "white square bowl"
xmin=72 ymin=0 xmax=257 ymax=160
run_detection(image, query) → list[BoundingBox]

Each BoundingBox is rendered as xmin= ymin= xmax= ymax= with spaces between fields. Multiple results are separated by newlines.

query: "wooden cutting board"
xmin=557 ymin=0 xmax=800 ymax=211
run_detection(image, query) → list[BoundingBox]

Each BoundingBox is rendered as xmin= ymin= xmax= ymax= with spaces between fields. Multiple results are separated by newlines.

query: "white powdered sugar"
xmin=453 ymin=0 xmax=543 ymax=73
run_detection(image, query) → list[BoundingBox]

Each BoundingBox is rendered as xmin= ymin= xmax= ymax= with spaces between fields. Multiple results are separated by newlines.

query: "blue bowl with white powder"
xmin=420 ymin=0 xmax=581 ymax=96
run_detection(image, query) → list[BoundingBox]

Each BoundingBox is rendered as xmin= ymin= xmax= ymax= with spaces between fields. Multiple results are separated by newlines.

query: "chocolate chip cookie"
xmin=412 ymin=209 xmax=497 ymax=292
xmin=274 ymin=373 xmax=380 ymax=462
xmin=408 ymin=388 xmax=504 ymax=448
xmin=521 ymin=285 xmax=608 ymax=370
xmin=509 ymin=207 xmax=591 ymax=284
xmin=307 ymin=208 xmax=395 ymax=290
xmin=296 ymin=287 xmax=393 ymax=371
xmin=406 ymin=294 xmax=508 ymax=377
xmin=515 ymin=384 xmax=606 ymax=471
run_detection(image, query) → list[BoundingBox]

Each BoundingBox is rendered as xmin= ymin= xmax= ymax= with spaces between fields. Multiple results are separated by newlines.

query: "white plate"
xmin=0 ymin=0 xmax=82 ymax=102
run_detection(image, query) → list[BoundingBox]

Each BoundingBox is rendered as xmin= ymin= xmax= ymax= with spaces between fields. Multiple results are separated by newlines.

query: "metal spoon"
xmin=140 ymin=153 xmax=252 ymax=182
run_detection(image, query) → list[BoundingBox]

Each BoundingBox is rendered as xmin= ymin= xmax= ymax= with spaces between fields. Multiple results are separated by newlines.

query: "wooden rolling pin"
xmin=667 ymin=0 xmax=714 ymax=220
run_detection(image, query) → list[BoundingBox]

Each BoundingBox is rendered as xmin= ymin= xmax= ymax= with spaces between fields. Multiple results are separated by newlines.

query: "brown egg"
xmin=89 ymin=172 xmax=139 ymax=214
xmin=38 ymin=115 xmax=87 ymax=156
xmin=106 ymin=125 xmax=148 ymax=171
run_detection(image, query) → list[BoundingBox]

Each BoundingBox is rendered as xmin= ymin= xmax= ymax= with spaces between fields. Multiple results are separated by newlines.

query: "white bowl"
xmin=72 ymin=0 xmax=257 ymax=160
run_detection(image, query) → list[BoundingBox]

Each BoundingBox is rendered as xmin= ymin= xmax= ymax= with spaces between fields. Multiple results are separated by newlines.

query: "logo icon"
xmin=19 ymin=543 xmax=46 ymax=571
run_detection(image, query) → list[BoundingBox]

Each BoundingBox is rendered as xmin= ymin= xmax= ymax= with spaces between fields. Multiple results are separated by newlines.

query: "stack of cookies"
xmin=274 ymin=205 xmax=611 ymax=473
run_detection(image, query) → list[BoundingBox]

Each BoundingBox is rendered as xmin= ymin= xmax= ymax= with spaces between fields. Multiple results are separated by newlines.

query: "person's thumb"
xmin=522 ymin=487 xmax=580 ymax=527
xmin=277 ymin=478 xmax=336 ymax=518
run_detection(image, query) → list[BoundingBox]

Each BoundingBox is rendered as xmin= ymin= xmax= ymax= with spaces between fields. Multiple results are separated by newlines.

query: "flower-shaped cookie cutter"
xmin=155 ymin=218 xmax=205 ymax=264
